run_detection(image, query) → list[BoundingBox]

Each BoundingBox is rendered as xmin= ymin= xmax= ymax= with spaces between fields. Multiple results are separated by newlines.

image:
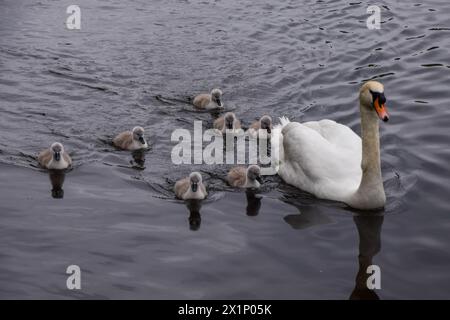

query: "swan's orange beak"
xmin=374 ymin=98 xmax=389 ymax=122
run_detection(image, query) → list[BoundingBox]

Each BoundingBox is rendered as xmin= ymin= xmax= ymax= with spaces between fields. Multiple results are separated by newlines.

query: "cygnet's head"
xmin=189 ymin=172 xmax=203 ymax=192
xmin=132 ymin=126 xmax=146 ymax=144
xmin=260 ymin=115 xmax=272 ymax=133
xmin=51 ymin=142 xmax=64 ymax=161
xmin=247 ymin=165 xmax=262 ymax=184
xmin=224 ymin=112 xmax=236 ymax=130
xmin=211 ymin=88 xmax=223 ymax=106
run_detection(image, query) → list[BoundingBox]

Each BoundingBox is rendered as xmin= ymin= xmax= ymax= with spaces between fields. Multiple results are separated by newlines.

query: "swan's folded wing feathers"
xmin=213 ymin=116 xmax=224 ymax=130
xmin=38 ymin=148 xmax=52 ymax=168
xmin=281 ymin=121 xmax=361 ymax=199
xmin=193 ymin=94 xmax=211 ymax=108
xmin=228 ymin=166 xmax=246 ymax=187
xmin=200 ymin=183 xmax=208 ymax=197
xmin=113 ymin=131 xmax=133 ymax=149
xmin=63 ymin=152 xmax=72 ymax=166
xmin=304 ymin=119 xmax=361 ymax=153
xmin=174 ymin=177 xmax=190 ymax=199
xmin=249 ymin=121 xmax=260 ymax=130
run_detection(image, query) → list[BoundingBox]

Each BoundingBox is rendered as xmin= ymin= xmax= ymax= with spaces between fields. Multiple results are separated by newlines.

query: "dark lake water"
xmin=1 ymin=0 xmax=449 ymax=299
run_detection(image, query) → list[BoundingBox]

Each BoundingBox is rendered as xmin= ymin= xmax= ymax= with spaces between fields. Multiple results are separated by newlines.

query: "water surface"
xmin=0 ymin=0 xmax=449 ymax=299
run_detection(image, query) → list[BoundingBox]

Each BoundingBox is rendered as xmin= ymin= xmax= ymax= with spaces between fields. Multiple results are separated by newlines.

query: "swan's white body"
xmin=273 ymin=117 xmax=362 ymax=201
xmin=271 ymin=81 xmax=388 ymax=210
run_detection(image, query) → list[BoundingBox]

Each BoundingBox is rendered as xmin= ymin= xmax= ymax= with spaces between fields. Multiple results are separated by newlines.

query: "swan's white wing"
xmin=303 ymin=119 xmax=361 ymax=152
xmin=279 ymin=121 xmax=362 ymax=201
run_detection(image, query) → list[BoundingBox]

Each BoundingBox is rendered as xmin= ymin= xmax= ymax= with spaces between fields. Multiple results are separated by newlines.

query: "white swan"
xmin=272 ymin=81 xmax=389 ymax=210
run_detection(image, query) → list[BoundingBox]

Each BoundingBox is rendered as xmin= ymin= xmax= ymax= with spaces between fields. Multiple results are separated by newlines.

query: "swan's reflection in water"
xmin=350 ymin=214 xmax=384 ymax=300
xmin=245 ymin=190 xmax=262 ymax=216
xmin=283 ymin=203 xmax=334 ymax=230
xmin=48 ymin=169 xmax=66 ymax=199
xmin=280 ymin=185 xmax=335 ymax=229
xmin=281 ymin=194 xmax=384 ymax=299
xmin=131 ymin=149 xmax=146 ymax=169
xmin=185 ymin=199 xmax=202 ymax=231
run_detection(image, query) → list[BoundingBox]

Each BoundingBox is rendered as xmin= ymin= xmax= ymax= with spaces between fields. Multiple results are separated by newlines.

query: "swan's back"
xmin=279 ymin=120 xmax=362 ymax=201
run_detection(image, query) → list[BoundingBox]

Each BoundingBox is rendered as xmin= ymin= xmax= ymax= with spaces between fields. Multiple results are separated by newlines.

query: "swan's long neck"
xmin=349 ymin=104 xmax=386 ymax=209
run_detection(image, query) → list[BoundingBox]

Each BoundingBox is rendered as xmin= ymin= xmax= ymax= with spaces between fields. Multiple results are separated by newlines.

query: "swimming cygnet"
xmin=113 ymin=126 xmax=148 ymax=151
xmin=193 ymin=88 xmax=224 ymax=110
xmin=227 ymin=165 xmax=263 ymax=189
xmin=213 ymin=112 xmax=242 ymax=133
xmin=247 ymin=115 xmax=273 ymax=139
xmin=174 ymin=172 xmax=208 ymax=200
xmin=38 ymin=142 xmax=72 ymax=170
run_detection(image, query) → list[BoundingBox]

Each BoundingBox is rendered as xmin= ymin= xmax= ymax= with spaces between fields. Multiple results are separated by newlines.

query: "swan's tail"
xmin=279 ymin=116 xmax=291 ymax=128
xmin=269 ymin=117 xmax=289 ymax=174
xmin=273 ymin=116 xmax=291 ymax=132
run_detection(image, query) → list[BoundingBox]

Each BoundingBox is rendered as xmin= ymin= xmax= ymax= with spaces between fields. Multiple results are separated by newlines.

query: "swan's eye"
xmin=370 ymin=90 xmax=378 ymax=100
xmin=370 ymin=90 xmax=386 ymax=103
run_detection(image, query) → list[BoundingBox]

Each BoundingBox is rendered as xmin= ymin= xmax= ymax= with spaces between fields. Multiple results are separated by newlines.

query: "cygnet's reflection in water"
xmin=245 ymin=190 xmax=262 ymax=216
xmin=209 ymin=108 xmax=222 ymax=120
xmin=350 ymin=213 xmax=384 ymax=300
xmin=131 ymin=149 xmax=146 ymax=169
xmin=48 ymin=169 xmax=66 ymax=199
xmin=185 ymin=199 xmax=202 ymax=231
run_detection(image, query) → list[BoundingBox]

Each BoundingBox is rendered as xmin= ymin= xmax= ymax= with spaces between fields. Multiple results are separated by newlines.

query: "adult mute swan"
xmin=272 ymin=81 xmax=389 ymax=210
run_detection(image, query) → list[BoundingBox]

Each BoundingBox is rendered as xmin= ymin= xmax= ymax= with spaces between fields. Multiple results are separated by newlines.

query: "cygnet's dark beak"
xmin=54 ymin=152 xmax=61 ymax=161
